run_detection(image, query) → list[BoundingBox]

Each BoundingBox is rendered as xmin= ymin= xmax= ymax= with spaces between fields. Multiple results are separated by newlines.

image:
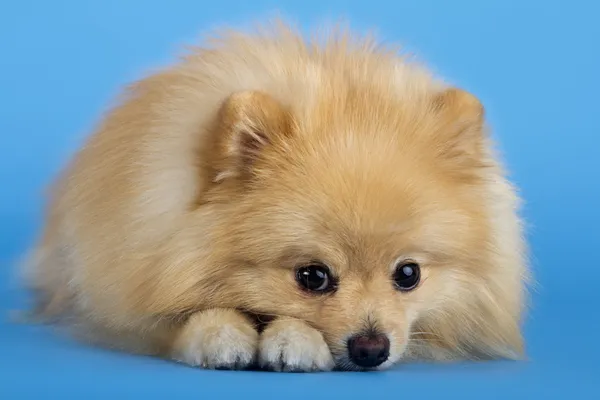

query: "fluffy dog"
xmin=22 ymin=20 xmax=529 ymax=371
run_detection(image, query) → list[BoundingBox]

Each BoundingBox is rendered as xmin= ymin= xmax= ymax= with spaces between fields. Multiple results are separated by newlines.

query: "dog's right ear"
xmin=210 ymin=91 xmax=295 ymax=183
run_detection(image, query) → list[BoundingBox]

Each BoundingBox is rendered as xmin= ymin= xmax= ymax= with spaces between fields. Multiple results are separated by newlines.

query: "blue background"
xmin=1 ymin=0 xmax=598 ymax=398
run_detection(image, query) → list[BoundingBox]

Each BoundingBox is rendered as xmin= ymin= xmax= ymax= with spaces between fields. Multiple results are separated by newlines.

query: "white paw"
xmin=173 ymin=310 xmax=259 ymax=370
xmin=259 ymin=318 xmax=335 ymax=372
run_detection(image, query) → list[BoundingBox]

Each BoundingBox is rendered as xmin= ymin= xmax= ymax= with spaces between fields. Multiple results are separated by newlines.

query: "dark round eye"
xmin=296 ymin=264 xmax=335 ymax=293
xmin=393 ymin=262 xmax=421 ymax=291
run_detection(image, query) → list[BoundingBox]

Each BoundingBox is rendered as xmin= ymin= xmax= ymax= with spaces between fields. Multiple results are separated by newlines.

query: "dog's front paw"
xmin=259 ymin=318 xmax=335 ymax=372
xmin=172 ymin=309 xmax=259 ymax=370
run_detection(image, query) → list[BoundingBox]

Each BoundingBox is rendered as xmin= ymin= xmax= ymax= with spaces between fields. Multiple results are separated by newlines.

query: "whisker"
xmin=409 ymin=331 xmax=443 ymax=337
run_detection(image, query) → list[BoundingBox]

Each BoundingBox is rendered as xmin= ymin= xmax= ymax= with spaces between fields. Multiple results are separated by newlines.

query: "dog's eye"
xmin=393 ymin=261 xmax=420 ymax=291
xmin=296 ymin=264 xmax=335 ymax=293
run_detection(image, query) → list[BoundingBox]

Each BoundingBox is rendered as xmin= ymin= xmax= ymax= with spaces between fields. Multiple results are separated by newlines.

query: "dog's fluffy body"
xmin=23 ymin=21 xmax=528 ymax=371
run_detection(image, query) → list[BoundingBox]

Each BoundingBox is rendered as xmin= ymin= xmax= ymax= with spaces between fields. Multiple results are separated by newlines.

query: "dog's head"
xmin=202 ymin=84 xmax=526 ymax=370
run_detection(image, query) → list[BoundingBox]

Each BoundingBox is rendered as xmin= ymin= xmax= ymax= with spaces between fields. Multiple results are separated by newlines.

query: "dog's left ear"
xmin=210 ymin=91 xmax=295 ymax=182
xmin=430 ymin=88 xmax=487 ymax=171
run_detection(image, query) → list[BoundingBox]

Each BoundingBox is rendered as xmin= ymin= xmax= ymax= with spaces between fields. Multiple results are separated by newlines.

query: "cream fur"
xmin=22 ymin=20 xmax=529 ymax=371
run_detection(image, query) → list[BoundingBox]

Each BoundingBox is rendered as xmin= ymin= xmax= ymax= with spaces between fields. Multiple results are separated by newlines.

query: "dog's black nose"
xmin=347 ymin=333 xmax=390 ymax=368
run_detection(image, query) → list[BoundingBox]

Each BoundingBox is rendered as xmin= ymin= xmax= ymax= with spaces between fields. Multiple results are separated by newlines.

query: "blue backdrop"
xmin=1 ymin=0 xmax=598 ymax=398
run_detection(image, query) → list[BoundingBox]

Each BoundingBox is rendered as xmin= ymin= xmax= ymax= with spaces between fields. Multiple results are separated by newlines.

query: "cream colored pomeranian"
xmin=22 ymin=20 xmax=529 ymax=372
